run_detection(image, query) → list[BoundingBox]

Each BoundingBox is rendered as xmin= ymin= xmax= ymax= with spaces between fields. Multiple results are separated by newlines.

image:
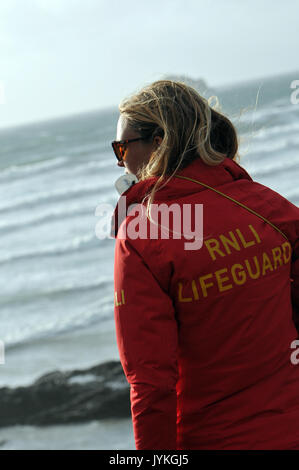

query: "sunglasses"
xmin=111 ymin=137 xmax=150 ymax=162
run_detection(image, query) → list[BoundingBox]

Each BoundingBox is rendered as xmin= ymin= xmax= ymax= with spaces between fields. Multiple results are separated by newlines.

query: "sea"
xmin=0 ymin=70 xmax=298 ymax=449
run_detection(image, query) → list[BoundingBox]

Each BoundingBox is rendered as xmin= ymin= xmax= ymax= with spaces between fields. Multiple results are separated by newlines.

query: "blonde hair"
xmin=118 ymin=79 xmax=241 ymax=224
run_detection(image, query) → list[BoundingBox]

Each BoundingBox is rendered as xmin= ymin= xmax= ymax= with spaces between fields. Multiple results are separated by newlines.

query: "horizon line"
xmin=1 ymin=67 xmax=298 ymax=132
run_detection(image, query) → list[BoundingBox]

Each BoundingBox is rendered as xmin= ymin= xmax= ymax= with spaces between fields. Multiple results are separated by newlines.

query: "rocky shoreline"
xmin=0 ymin=360 xmax=131 ymax=427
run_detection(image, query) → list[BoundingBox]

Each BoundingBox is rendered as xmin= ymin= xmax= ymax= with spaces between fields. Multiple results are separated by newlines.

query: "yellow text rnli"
xmin=204 ymin=224 xmax=261 ymax=260
xmin=178 ymin=224 xmax=292 ymax=301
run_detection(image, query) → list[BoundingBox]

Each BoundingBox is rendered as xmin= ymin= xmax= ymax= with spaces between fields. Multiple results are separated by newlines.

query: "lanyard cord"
xmin=173 ymin=174 xmax=290 ymax=243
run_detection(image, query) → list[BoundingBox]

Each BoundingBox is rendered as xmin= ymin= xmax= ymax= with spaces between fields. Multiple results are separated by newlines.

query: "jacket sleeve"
xmin=113 ymin=236 xmax=179 ymax=450
xmin=273 ymin=199 xmax=299 ymax=333
xmin=248 ymin=182 xmax=299 ymax=332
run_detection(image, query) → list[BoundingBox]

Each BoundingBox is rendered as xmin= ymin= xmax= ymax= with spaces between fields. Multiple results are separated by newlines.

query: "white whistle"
xmin=114 ymin=173 xmax=139 ymax=195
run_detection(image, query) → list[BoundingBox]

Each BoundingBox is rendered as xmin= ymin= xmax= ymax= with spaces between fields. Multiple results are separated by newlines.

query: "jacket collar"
xmin=110 ymin=157 xmax=252 ymax=238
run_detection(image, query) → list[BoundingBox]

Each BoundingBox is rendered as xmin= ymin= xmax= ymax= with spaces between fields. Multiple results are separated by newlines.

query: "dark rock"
xmin=0 ymin=360 xmax=131 ymax=428
xmin=161 ymin=73 xmax=216 ymax=97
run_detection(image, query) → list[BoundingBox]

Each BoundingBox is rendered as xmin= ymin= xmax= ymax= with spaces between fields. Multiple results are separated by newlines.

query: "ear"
xmin=154 ymin=135 xmax=162 ymax=149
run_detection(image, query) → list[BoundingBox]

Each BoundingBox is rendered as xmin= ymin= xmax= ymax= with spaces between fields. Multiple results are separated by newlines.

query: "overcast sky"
xmin=0 ymin=0 xmax=298 ymax=128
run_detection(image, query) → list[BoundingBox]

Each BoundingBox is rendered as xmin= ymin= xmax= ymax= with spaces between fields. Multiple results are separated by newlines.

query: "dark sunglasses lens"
xmin=112 ymin=142 xmax=128 ymax=161
xmin=118 ymin=144 xmax=125 ymax=158
xmin=118 ymin=144 xmax=126 ymax=160
xmin=113 ymin=143 xmax=121 ymax=161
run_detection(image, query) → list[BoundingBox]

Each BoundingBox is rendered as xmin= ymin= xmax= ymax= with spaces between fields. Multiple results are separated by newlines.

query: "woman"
xmin=110 ymin=80 xmax=299 ymax=450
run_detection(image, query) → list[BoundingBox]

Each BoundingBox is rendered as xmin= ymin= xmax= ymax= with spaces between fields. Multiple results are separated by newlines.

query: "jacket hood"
xmin=110 ymin=156 xmax=253 ymax=238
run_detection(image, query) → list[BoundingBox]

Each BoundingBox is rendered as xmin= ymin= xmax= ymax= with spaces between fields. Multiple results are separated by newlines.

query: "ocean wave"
xmin=0 ymin=276 xmax=113 ymax=307
xmin=0 ymin=196 xmax=115 ymax=233
xmin=237 ymin=99 xmax=299 ymax=124
xmin=0 ymin=156 xmax=70 ymax=181
xmin=247 ymin=155 xmax=299 ymax=179
xmin=240 ymin=132 xmax=299 ymax=156
xmin=4 ymin=296 xmax=114 ymax=351
xmin=240 ymin=119 xmax=299 ymax=142
xmin=0 ymin=232 xmax=113 ymax=264
xmin=65 ymin=158 xmax=114 ymax=174
xmin=0 ymin=177 xmax=116 ymax=213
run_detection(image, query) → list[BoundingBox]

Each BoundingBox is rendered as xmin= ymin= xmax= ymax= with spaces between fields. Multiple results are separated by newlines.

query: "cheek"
xmin=123 ymin=152 xmax=135 ymax=170
xmin=126 ymin=149 xmax=138 ymax=163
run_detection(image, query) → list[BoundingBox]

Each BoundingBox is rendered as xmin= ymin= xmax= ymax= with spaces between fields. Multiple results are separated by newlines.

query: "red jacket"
xmin=112 ymin=157 xmax=299 ymax=450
